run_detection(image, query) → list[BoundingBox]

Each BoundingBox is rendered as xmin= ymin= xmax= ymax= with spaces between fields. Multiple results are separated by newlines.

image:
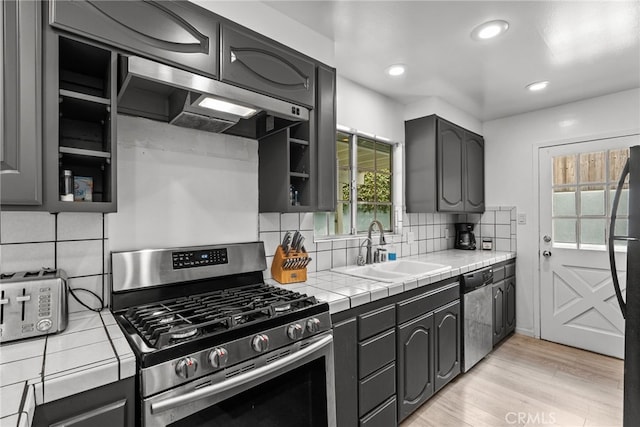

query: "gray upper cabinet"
xmin=464 ymin=133 xmax=485 ymax=212
xmin=315 ymin=64 xmax=337 ymax=212
xmin=221 ymin=24 xmax=316 ymax=108
xmin=405 ymin=115 xmax=485 ymax=213
xmin=437 ymin=121 xmax=465 ymax=212
xmin=1 ymin=0 xmax=42 ymax=205
xmin=49 ymin=0 xmax=218 ymax=78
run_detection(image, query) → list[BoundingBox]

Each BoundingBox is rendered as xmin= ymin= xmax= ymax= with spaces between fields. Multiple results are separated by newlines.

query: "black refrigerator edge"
xmin=609 ymin=144 xmax=640 ymax=427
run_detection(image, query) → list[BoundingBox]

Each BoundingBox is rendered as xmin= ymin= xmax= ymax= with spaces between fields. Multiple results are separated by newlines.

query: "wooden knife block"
xmin=271 ymin=245 xmax=308 ymax=284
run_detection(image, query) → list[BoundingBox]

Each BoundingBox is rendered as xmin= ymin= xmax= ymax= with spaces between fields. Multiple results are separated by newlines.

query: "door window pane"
xmin=553 ymin=188 xmax=576 ymax=216
xmin=579 ymin=151 xmax=605 ymax=183
xmin=614 ymin=219 xmax=629 ymax=248
xmin=580 ymin=218 xmax=606 ymax=245
xmin=553 ymin=155 xmax=577 ymax=185
xmin=609 ymin=185 xmax=629 ymax=215
xmin=580 ymin=186 xmax=605 ymax=216
xmin=553 ymin=219 xmax=577 ymax=244
xmin=609 ymin=148 xmax=630 ymax=182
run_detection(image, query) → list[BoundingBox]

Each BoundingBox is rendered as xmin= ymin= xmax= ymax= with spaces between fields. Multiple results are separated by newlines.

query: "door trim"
xmin=533 ymin=128 xmax=640 ymax=339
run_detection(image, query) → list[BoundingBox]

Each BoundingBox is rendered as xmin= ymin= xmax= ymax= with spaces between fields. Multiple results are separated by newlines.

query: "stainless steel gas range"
xmin=110 ymin=242 xmax=336 ymax=427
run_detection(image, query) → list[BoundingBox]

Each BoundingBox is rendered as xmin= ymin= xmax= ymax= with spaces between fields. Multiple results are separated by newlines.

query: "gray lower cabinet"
xmin=334 ymin=280 xmax=461 ymax=426
xmin=221 ymin=24 xmax=316 ymax=108
xmin=334 ymin=318 xmax=359 ymax=427
xmin=49 ymin=0 xmax=219 ymax=78
xmin=397 ymin=312 xmax=434 ymax=422
xmin=33 ymin=377 xmax=135 ymax=427
xmin=434 ymin=300 xmax=461 ymax=392
xmin=505 ymin=275 xmax=516 ymax=335
xmin=493 ymin=261 xmax=516 ymax=346
xmin=405 ymin=114 xmax=485 ymax=213
xmin=492 ymin=280 xmax=506 ymax=345
xmin=1 ymin=0 xmax=42 ymax=205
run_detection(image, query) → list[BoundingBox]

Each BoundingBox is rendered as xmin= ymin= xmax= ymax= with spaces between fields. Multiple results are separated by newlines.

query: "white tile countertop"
xmin=0 ymin=310 xmax=134 ymax=427
xmin=266 ymin=249 xmax=516 ymax=314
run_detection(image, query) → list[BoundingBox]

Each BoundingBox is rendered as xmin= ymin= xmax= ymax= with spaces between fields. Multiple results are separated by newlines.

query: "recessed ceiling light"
xmin=386 ymin=64 xmax=406 ymax=76
xmin=471 ymin=20 xmax=510 ymax=40
xmin=526 ymin=81 xmax=550 ymax=92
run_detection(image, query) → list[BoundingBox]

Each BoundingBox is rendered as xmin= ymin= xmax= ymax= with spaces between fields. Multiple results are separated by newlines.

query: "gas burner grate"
xmin=122 ymin=283 xmax=317 ymax=349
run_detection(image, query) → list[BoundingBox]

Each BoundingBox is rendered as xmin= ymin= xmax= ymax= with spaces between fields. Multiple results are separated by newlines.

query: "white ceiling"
xmin=263 ymin=0 xmax=640 ymax=121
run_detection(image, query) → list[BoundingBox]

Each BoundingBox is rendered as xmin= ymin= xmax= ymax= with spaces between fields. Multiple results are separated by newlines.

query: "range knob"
xmin=175 ymin=357 xmax=198 ymax=379
xmin=287 ymin=323 xmax=303 ymax=340
xmin=208 ymin=348 xmax=229 ymax=369
xmin=306 ymin=318 xmax=321 ymax=333
xmin=252 ymin=334 xmax=270 ymax=353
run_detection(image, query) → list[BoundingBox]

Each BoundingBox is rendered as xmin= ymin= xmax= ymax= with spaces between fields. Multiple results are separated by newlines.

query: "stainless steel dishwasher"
xmin=461 ymin=266 xmax=494 ymax=372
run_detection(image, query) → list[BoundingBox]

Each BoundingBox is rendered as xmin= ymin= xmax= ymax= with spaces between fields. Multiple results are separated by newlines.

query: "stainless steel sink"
xmin=332 ymin=260 xmax=451 ymax=283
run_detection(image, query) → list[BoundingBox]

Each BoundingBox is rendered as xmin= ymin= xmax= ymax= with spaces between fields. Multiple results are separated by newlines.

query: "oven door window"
xmin=168 ymin=358 xmax=328 ymax=427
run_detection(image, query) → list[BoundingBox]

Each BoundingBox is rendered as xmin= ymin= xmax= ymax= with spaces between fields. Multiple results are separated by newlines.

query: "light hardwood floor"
xmin=400 ymin=334 xmax=624 ymax=427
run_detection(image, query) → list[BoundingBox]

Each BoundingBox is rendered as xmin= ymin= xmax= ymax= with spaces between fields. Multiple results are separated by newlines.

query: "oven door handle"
xmin=150 ymin=333 xmax=333 ymax=414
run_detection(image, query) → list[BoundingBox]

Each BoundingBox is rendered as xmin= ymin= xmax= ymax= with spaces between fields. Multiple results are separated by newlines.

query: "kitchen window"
xmin=315 ymin=130 xmax=394 ymax=236
xmin=552 ymin=147 xmax=630 ymax=250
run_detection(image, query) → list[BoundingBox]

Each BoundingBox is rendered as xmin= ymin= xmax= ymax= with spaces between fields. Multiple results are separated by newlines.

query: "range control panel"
xmin=172 ymin=249 xmax=228 ymax=269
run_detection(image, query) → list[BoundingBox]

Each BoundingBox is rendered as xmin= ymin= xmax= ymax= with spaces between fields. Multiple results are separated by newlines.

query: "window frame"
xmin=316 ymin=128 xmax=397 ymax=237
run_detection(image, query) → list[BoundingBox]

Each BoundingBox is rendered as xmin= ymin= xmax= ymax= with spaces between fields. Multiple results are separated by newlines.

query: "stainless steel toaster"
xmin=0 ymin=269 xmax=68 ymax=343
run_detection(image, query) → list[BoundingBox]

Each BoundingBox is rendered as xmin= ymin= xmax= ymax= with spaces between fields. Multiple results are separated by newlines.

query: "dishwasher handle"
xmin=462 ymin=266 xmax=493 ymax=292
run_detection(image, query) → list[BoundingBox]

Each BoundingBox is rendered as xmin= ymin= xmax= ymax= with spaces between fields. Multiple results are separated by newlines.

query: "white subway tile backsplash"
xmin=481 ymin=211 xmax=495 ymax=224
xmin=299 ymin=213 xmax=314 ymax=231
xmin=0 ymin=242 xmax=55 ymax=273
xmin=332 ymin=240 xmax=346 ymax=250
xmin=259 ymin=231 xmax=281 ymax=257
xmin=258 ymin=213 xmax=280 ymax=232
xmin=280 ymin=213 xmax=299 ymax=231
xmin=480 ymin=224 xmax=495 ymax=238
xmin=496 ymin=224 xmax=511 ymax=239
xmin=316 ymin=251 xmax=331 ymax=271
xmin=0 ymin=212 xmax=55 ymax=244
xmin=67 ymin=275 xmax=105 ymax=313
xmin=418 ymin=240 xmax=427 ymax=254
xmin=57 ymin=213 xmax=103 ymax=241
xmin=496 ymin=211 xmax=511 ymax=225
xmin=331 ymin=249 xmax=347 ymax=268
xmin=57 ymin=240 xmax=103 ymax=278
xmin=495 ymin=238 xmax=511 ymax=252
xmin=418 ymin=225 xmax=427 ymax=240
xmin=418 ymin=213 xmax=427 ymax=225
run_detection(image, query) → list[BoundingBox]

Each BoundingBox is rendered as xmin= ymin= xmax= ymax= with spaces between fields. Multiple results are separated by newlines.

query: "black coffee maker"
xmin=455 ymin=223 xmax=476 ymax=250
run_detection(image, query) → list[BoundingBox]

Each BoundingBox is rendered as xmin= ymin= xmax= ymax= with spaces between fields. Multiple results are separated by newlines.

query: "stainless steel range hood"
xmin=117 ymin=56 xmax=309 ymax=137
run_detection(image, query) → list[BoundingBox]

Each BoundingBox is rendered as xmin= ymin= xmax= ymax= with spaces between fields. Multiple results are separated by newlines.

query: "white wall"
xmin=404 ymin=96 xmax=483 ymax=135
xmin=483 ymin=88 xmax=640 ymax=337
xmin=337 ymin=76 xmax=405 ymax=143
xmin=107 ymin=116 xmax=259 ymax=251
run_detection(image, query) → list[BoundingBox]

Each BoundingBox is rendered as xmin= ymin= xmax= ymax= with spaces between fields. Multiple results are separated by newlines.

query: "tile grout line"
xmin=99 ymin=312 xmax=121 ymax=380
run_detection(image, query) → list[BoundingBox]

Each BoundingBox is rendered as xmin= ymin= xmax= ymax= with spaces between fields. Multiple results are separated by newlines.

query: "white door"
xmin=539 ymin=135 xmax=637 ymax=358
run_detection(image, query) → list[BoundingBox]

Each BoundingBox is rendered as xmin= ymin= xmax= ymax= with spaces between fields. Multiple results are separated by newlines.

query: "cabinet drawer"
xmin=359 ymin=329 xmax=395 ymax=379
xmin=493 ymin=266 xmax=505 ymax=282
xmin=358 ymin=305 xmax=396 ymax=341
xmin=397 ymin=282 xmax=459 ymax=324
xmin=505 ymin=262 xmax=515 ymax=278
xmin=221 ymin=24 xmax=315 ymax=107
xmin=359 ymin=396 xmax=397 ymax=427
xmin=359 ymin=363 xmax=396 ymax=417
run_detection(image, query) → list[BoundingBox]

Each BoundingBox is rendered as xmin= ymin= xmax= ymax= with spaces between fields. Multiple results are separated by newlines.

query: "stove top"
xmin=110 ymin=242 xmax=331 ymax=370
xmin=122 ymin=283 xmax=318 ymax=350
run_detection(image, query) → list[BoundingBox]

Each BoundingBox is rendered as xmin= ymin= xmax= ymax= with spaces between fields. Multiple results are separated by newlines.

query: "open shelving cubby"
xmin=52 ymin=36 xmax=116 ymax=211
